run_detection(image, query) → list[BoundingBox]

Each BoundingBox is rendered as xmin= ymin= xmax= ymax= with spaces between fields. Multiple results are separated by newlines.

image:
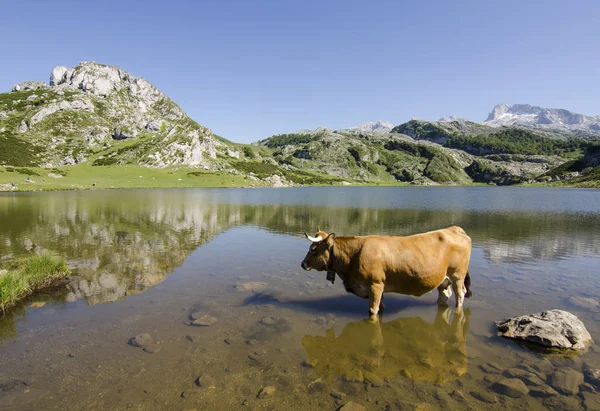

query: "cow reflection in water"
xmin=301 ymin=307 xmax=469 ymax=384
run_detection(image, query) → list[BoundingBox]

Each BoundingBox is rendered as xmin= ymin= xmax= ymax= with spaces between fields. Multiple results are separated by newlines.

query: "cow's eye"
xmin=310 ymin=246 xmax=317 ymax=254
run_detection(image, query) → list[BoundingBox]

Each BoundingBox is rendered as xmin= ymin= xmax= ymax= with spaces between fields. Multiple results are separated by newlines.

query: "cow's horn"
xmin=305 ymin=232 xmax=324 ymax=242
xmin=317 ymin=226 xmax=321 ymax=232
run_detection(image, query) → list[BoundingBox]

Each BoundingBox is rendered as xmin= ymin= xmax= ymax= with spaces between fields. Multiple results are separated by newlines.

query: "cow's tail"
xmin=464 ymin=271 xmax=472 ymax=298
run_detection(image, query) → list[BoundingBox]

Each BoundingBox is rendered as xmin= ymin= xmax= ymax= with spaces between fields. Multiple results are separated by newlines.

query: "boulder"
xmin=550 ymin=369 xmax=584 ymax=395
xmin=584 ymin=368 xmax=600 ymax=390
xmin=491 ymin=378 xmax=529 ymax=398
xmin=340 ymin=402 xmax=366 ymax=411
xmin=50 ymin=66 xmax=68 ymax=86
xmin=567 ymin=296 xmax=599 ymax=311
xmin=129 ymin=333 xmax=153 ymax=348
xmin=496 ymin=309 xmax=593 ymax=350
xmin=256 ymin=385 xmax=276 ymax=399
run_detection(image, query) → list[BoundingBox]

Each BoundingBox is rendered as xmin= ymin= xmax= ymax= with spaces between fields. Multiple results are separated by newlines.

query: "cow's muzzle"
xmin=301 ymin=261 xmax=310 ymax=271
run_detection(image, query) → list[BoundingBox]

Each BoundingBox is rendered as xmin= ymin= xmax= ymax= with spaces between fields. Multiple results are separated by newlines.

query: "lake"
xmin=1 ymin=187 xmax=600 ymax=410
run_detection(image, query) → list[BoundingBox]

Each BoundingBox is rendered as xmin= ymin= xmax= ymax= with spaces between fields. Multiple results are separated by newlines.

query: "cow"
xmin=300 ymin=226 xmax=472 ymax=320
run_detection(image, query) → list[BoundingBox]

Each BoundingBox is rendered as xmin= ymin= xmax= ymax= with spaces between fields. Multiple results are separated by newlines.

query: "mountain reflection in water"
xmin=302 ymin=308 xmax=469 ymax=384
xmin=1 ymin=188 xmax=599 ymax=307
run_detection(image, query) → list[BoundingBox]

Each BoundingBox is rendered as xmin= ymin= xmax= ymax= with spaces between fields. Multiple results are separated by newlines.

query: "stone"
xmin=340 ymin=402 xmax=365 ymax=411
xmin=470 ymin=390 xmax=497 ymax=404
xmin=260 ymin=316 xmax=277 ymax=326
xmin=143 ymin=344 xmax=160 ymax=354
xmin=196 ymin=375 xmax=216 ymax=388
xmin=542 ymin=395 xmax=582 ymax=411
xmin=532 ymin=358 xmax=554 ymax=374
xmin=364 ymin=371 xmax=384 ymax=387
xmin=307 ymin=379 xmax=327 ymax=393
xmin=330 ymin=390 xmax=346 ymax=400
xmin=584 ymin=368 xmax=600 ymax=390
xmin=528 ymin=384 xmax=558 ymax=398
xmin=502 ymin=368 xmax=545 ymax=386
xmin=550 ymin=369 xmax=584 ymax=395
xmin=582 ymin=391 xmax=600 ymax=410
xmin=479 ymin=363 xmax=501 ymax=374
xmin=0 ymin=269 xmax=7 ymax=276
xmin=234 ymin=282 xmax=267 ymax=292
xmin=491 ymin=378 xmax=529 ymax=398
xmin=580 ymin=382 xmax=596 ymax=393
xmin=496 ymin=309 xmax=593 ymax=350
xmin=129 ymin=333 xmax=153 ymax=348
xmin=342 ymin=368 xmax=364 ymax=383
xmin=18 ymin=120 xmax=28 ymax=133
xmin=190 ymin=315 xmax=217 ymax=326
xmin=50 ymin=66 xmax=68 ymax=86
xmin=567 ymin=296 xmax=599 ymax=310
xmin=256 ymin=385 xmax=276 ymax=399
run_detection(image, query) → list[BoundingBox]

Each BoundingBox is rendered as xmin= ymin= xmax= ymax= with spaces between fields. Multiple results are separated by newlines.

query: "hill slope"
xmin=0 ymin=62 xmax=232 ymax=169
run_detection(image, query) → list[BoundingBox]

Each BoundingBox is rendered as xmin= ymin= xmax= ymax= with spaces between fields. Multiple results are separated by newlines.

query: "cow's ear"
xmin=326 ymin=233 xmax=335 ymax=246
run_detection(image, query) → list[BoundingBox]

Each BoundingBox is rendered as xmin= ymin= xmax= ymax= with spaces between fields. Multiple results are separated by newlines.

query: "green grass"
xmin=0 ymin=164 xmax=262 ymax=191
xmin=0 ymin=253 xmax=70 ymax=313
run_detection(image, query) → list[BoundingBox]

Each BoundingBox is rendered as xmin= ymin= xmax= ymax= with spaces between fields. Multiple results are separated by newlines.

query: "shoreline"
xmin=0 ymin=254 xmax=71 ymax=314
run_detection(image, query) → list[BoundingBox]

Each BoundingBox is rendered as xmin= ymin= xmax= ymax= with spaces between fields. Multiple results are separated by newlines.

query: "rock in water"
xmin=340 ymin=402 xmax=366 ymax=411
xmin=567 ymin=296 xmax=599 ymax=311
xmin=129 ymin=333 xmax=153 ymax=347
xmin=256 ymin=386 xmax=276 ymax=399
xmin=550 ymin=369 xmax=584 ymax=395
xmin=584 ymin=369 xmax=600 ymax=390
xmin=190 ymin=315 xmax=217 ymax=326
xmin=495 ymin=309 xmax=592 ymax=350
xmin=491 ymin=378 xmax=529 ymax=398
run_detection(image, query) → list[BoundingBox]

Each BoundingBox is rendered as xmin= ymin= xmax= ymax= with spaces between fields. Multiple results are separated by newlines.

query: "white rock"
xmin=29 ymin=99 xmax=94 ymax=125
xmin=496 ymin=309 xmax=593 ymax=350
xmin=50 ymin=66 xmax=68 ymax=86
xmin=18 ymin=120 xmax=28 ymax=133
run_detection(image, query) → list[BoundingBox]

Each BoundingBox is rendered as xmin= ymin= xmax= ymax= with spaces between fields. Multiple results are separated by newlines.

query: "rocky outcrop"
xmin=496 ymin=309 xmax=593 ymax=350
xmin=50 ymin=66 xmax=68 ymax=86
xmin=29 ymin=99 xmax=94 ymax=125
xmin=347 ymin=120 xmax=393 ymax=133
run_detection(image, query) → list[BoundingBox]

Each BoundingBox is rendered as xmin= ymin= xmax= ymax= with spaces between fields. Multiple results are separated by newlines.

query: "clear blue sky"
xmin=2 ymin=0 xmax=599 ymax=142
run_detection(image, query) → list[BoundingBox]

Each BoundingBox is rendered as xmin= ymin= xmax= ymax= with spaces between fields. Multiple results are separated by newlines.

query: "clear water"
xmin=1 ymin=187 xmax=600 ymax=410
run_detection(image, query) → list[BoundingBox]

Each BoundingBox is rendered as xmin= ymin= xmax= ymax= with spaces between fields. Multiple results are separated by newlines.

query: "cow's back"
xmin=356 ymin=226 xmax=471 ymax=296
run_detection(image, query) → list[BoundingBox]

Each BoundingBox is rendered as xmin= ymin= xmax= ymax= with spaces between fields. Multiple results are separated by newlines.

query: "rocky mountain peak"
xmin=484 ymin=103 xmax=600 ymax=136
xmin=347 ymin=120 xmax=393 ymax=133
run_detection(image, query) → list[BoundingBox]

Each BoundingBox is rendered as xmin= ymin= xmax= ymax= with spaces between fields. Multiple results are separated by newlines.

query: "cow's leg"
xmin=369 ymin=282 xmax=384 ymax=321
xmin=451 ymin=276 xmax=466 ymax=310
xmin=436 ymin=277 xmax=452 ymax=306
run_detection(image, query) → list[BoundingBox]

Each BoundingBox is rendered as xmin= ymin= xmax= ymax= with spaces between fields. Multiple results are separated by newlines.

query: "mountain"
xmin=0 ymin=62 xmax=240 ymax=168
xmin=484 ymin=103 xmax=600 ymax=138
xmin=346 ymin=120 xmax=394 ymax=133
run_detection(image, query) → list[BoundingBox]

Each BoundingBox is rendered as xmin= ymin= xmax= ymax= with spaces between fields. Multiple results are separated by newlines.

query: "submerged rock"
xmin=567 ymin=296 xmax=599 ymax=311
xmin=495 ymin=309 xmax=593 ymax=350
xmin=584 ymin=368 xmax=600 ymax=390
xmin=340 ymin=402 xmax=366 ymax=411
xmin=129 ymin=333 xmax=153 ymax=348
xmin=491 ymin=378 xmax=529 ymax=398
xmin=256 ymin=385 xmax=276 ymax=399
xmin=189 ymin=314 xmax=217 ymax=326
xmin=550 ymin=369 xmax=584 ymax=395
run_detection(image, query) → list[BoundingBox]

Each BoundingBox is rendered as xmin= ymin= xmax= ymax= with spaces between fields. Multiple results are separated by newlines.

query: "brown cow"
xmin=300 ymin=226 xmax=472 ymax=320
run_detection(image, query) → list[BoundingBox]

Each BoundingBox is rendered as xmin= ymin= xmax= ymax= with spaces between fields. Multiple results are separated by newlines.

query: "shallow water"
xmin=1 ymin=187 xmax=600 ymax=410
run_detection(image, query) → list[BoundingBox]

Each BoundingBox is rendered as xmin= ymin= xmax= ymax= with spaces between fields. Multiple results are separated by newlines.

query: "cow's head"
xmin=301 ymin=230 xmax=335 ymax=271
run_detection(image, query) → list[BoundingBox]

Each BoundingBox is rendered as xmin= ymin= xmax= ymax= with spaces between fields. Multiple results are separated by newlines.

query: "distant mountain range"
xmin=1 ymin=62 xmax=599 ymax=188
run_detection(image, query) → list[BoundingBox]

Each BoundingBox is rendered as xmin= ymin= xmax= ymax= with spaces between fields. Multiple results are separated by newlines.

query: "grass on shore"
xmin=0 ymin=253 xmax=70 ymax=313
